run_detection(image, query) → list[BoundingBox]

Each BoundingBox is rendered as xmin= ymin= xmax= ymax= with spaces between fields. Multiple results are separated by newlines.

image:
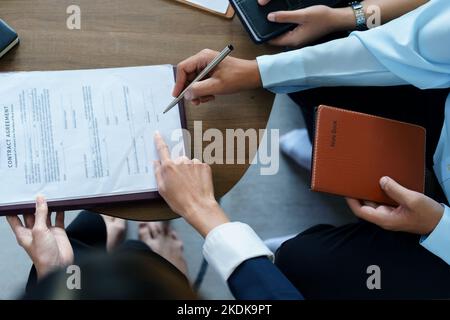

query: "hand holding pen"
xmin=169 ymin=46 xmax=263 ymax=109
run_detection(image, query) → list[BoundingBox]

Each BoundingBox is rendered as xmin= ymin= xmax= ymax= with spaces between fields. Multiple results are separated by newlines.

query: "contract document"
xmin=0 ymin=65 xmax=185 ymax=214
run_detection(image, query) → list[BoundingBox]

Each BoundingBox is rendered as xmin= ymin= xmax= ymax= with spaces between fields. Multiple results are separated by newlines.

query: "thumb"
xmin=379 ymin=176 xmax=413 ymax=206
xmin=268 ymin=11 xmax=301 ymax=23
xmin=185 ymin=78 xmax=218 ymax=100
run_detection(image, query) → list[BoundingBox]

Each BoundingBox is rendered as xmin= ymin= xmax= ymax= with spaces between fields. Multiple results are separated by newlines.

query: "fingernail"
xmin=185 ymin=90 xmax=193 ymax=101
xmin=380 ymin=176 xmax=389 ymax=189
xmin=155 ymin=130 xmax=160 ymax=137
xmin=268 ymin=13 xmax=275 ymax=22
xmin=36 ymin=196 xmax=46 ymax=205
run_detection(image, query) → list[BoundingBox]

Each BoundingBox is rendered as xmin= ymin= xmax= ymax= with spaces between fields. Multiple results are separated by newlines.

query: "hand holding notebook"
xmin=311 ymin=106 xmax=426 ymax=206
xmin=346 ymin=176 xmax=445 ymax=235
xmin=311 ymin=106 xmax=444 ymax=235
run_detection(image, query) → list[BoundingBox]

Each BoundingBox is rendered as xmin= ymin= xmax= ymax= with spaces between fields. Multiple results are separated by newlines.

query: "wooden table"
xmin=0 ymin=0 xmax=276 ymax=220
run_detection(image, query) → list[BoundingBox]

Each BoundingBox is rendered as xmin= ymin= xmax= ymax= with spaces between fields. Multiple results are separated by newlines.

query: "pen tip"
xmin=228 ymin=44 xmax=234 ymax=51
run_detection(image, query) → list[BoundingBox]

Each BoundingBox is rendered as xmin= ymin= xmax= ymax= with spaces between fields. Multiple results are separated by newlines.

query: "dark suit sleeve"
xmin=227 ymin=257 xmax=304 ymax=300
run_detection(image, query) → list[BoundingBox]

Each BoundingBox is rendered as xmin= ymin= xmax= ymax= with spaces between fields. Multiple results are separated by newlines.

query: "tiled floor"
xmin=0 ymin=94 xmax=355 ymax=300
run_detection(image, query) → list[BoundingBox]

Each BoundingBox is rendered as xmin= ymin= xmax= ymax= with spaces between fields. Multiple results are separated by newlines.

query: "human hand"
xmin=258 ymin=0 xmax=355 ymax=47
xmin=153 ymin=133 xmax=229 ymax=237
xmin=173 ymin=49 xmax=262 ymax=106
xmin=346 ymin=176 xmax=445 ymax=235
xmin=6 ymin=197 xmax=74 ymax=279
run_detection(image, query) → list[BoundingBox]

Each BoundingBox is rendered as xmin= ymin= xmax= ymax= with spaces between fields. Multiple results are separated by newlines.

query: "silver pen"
xmin=163 ymin=44 xmax=234 ymax=114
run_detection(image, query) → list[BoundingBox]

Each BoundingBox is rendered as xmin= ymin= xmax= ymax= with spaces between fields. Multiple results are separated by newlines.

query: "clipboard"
xmin=175 ymin=0 xmax=235 ymax=19
xmin=0 ymin=66 xmax=187 ymax=216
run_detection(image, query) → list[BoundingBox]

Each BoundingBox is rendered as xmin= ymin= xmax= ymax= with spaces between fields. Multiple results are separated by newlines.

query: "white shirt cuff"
xmin=203 ymin=222 xmax=274 ymax=281
xmin=420 ymin=205 xmax=450 ymax=265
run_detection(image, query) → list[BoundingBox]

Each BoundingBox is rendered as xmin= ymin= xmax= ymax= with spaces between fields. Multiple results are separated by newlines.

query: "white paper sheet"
xmin=187 ymin=0 xmax=229 ymax=14
xmin=0 ymin=65 xmax=185 ymax=206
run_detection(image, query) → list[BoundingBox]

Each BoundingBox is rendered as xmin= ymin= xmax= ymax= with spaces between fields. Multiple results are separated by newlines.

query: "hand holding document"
xmin=0 ymin=65 xmax=185 ymax=214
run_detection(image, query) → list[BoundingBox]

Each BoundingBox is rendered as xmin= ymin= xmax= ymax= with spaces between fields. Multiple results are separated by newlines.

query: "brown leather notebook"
xmin=311 ymin=105 xmax=426 ymax=205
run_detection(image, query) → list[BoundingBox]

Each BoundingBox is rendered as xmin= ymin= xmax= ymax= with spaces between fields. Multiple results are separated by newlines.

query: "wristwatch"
xmin=349 ymin=1 xmax=367 ymax=31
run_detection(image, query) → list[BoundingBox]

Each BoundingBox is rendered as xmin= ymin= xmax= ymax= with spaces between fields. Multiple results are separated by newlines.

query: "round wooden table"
xmin=0 ymin=0 xmax=276 ymax=220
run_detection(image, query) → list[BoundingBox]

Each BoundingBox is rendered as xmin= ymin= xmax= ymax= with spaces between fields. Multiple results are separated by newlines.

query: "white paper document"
xmin=0 ymin=65 xmax=185 ymax=206
xmin=187 ymin=0 xmax=229 ymax=14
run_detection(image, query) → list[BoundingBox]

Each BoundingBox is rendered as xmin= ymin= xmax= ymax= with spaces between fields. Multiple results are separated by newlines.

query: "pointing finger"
xmin=154 ymin=132 xmax=171 ymax=162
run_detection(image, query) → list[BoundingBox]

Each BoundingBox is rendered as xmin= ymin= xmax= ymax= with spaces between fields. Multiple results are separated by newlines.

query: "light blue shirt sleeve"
xmin=257 ymin=35 xmax=406 ymax=94
xmin=420 ymin=205 xmax=450 ymax=265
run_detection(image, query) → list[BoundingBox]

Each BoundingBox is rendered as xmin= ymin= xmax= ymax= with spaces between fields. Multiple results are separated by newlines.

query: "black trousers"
xmin=275 ymin=222 xmax=450 ymax=299
xmin=25 ymin=211 xmax=185 ymax=292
